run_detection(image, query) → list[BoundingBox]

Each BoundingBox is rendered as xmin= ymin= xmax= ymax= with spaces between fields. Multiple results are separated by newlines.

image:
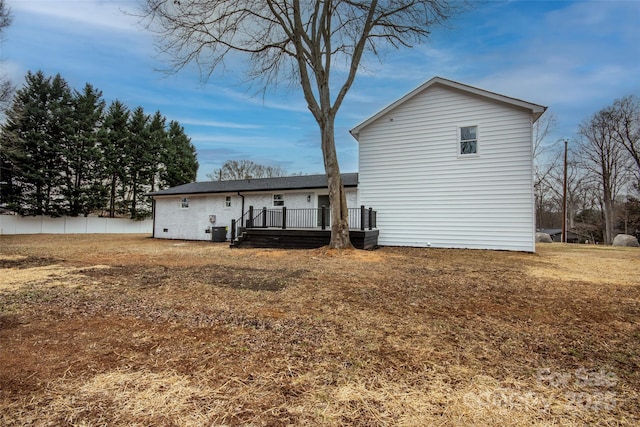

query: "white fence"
xmin=0 ymin=215 xmax=153 ymax=235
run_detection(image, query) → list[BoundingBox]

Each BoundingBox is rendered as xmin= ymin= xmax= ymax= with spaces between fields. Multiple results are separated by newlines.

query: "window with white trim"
xmin=273 ymin=194 xmax=284 ymax=207
xmin=459 ymin=125 xmax=478 ymax=155
xmin=180 ymin=197 xmax=189 ymax=209
xmin=225 ymin=196 xmax=231 ymax=207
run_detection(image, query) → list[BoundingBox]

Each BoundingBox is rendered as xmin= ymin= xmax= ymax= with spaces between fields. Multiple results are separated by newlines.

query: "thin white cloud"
xmin=218 ymin=86 xmax=309 ymax=113
xmin=333 ymin=0 xmax=640 ymax=149
xmin=544 ymin=0 xmax=638 ymax=34
xmin=358 ymin=44 xmax=460 ymax=82
xmin=12 ymin=0 xmax=141 ymax=33
xmin=474 ymin=1 xmax=640 ymax=108
xmin=1 ymin=59 xmax=24 ymax=86
xmin=178 ymin=119 xmax=263 ymax=129
xmin=6 ymin=0 xmax=639 ymax=182
xmin=189 ymin=134 xmax=297 ymax=148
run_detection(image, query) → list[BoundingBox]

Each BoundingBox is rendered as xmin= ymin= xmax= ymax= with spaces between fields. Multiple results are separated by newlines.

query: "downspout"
xmin=151 ymin=198 xmax=156 ymax=238
xmin=237 ymin=191 xmax=245 ymax=227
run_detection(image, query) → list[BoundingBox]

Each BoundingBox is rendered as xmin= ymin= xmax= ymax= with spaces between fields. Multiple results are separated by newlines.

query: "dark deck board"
xmin=231 ymin=228 xmax=379 ymax=250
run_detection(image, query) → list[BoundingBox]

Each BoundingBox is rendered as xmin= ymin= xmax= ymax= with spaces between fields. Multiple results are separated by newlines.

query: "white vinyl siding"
xmin=152 ymin=188 xmax=359 ymax=241
xmin=358 ymin=84 xmax=535 ymax=252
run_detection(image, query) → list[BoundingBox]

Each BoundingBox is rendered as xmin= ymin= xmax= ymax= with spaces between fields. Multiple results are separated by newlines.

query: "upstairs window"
xmin=460 ymin=125 xmax=478 ymax=155
xmin=181 ymin=197 xmax=189 ymax=209
xmin=225 ymin=196 xmax=231 ymax=207
xmin=273 ymin=194 xmax=284 ymax=207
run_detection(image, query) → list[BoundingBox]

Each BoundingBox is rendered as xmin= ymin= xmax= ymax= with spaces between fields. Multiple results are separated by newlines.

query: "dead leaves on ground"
xmin=0 ymin=236 xmax=638 ymax=426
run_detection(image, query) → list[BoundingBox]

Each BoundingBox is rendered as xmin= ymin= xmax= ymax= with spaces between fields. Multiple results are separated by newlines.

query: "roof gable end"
xmin=350 ymin=76 xmax=547 ymax=140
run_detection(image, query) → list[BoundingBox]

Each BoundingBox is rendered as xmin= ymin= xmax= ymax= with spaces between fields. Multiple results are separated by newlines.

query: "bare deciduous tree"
xmin=207 ymin=159 xmax=287 ymax=181
xmin=0 ymin=0 xmax=13 ymax=113
xmin=537 ymin=147 xmax=587 ymax=232
xmin=532 ymin=111 xmax=559 ymax=228
xmin=533 ymin=110 xmax=557 ymax=161
xmin=609 ymin=95 xmax=640 ymax=186
xmin=141 ymin=0 xmax=461 ymax=248
xmin=577 ymin=107 xmax=631 ymax=244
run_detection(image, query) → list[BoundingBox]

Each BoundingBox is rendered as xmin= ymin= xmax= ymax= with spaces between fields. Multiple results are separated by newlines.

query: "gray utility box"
xmin=211 ymin=226 xmax=227 ymax=242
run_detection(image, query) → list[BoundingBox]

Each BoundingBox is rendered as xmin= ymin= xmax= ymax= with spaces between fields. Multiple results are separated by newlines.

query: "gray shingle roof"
xmin=147 ymin=173 xmax=358 ymax=197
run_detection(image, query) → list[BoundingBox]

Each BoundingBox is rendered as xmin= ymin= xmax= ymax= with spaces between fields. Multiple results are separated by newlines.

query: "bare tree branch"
xmin=576 ymin=105 xmax=632 ymax=244
xmin=206 ymin=159 xmax=287 ymax=181
xmin=610 ymin=95 xmax=640 ymax=179
xmin=0 ymin=0 xmax=14 ymax=113
xmin=140 ymin=0 xmax=464 ymax=248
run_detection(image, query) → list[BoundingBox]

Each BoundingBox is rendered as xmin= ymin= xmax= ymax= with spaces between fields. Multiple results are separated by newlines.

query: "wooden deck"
xmin=230 ymin=228 xmax=379 ymax=250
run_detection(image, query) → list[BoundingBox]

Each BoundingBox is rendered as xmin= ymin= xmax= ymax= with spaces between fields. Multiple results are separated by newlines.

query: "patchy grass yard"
xmin=0 ymin=234 xmax=638 ymax=426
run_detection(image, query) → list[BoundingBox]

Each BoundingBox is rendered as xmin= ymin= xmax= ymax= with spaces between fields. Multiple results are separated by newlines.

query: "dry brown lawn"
xmin=0 ymin=234 xmax=638 ymax=426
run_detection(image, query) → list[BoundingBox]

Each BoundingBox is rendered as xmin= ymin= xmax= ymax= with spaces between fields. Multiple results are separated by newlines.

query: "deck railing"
xmin=231 ymin=205 xmax=376 ymax=241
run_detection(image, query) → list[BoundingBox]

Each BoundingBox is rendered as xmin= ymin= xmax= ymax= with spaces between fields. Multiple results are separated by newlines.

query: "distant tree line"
xmin=535 ymin=95 xmax=640 ymax=244
xmin=206 ymin=159 xmax=288 ymax=181
xmin=0 ymin=70 xmax=198 ymax=219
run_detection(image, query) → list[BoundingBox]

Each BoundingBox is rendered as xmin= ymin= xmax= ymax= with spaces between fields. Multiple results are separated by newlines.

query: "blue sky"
xmin=2 ymin=0 xmax=639 ymax=181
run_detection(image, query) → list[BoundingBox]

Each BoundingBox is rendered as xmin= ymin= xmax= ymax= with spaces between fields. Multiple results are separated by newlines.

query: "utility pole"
xmin=561 ymin=139 xmax=568 ymax=243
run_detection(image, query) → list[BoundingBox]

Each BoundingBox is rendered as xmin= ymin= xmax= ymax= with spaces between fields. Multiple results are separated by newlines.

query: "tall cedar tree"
xmin=126 ymin=106 xmax=151 ymax=219
xmin=64 ymin=84 xmax=106 ymax=216
xmin=147 ymin=111 xmax=168 ymax=193
xmin=2 ymin=71 xmax=198 ymax=218
xmin=46 ymin=74 xmax=77 ymax=215
xmin=163 ymin=120 xmax=198 ymax=187
xmin=99 ymin=100 xmax=130 ymax=218
xmin=1 ymin=71 xmax=58 ymax=215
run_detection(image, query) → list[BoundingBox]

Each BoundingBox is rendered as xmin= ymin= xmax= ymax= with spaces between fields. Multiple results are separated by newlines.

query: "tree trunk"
xmin=602 ymin=182 xmax=614 ymax=245
xmin=131 ymin=173 xmax=138 ymax=219
xmin=109 ymin=175 xmax=116 ymax=218
xmin=320 ymin=118 xmax=353 ymax=249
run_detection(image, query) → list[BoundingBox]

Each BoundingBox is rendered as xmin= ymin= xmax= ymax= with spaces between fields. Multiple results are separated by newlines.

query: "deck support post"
xmin=248 ymin=206 xmax=254 ymax=228
xmin=231 ymin=219 xmax=236 ymax=241
xmin=262 ymin=207 xmax=267 ymax=228
xmin=368 ymin=207 xmax=373 ymax=230
xmin=282 ymin=207 xmax=287 ymax=229
xmin=360 ymin=205 xmax=366 ymax=231
xmin=321 ymin=206 xmax=326 ymax=230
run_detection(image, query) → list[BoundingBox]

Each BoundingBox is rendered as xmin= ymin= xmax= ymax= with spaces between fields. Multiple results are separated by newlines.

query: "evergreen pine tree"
xmin=164 ymin=120 xmax=198 ymax=187
xmin=61 ymin=83 xmax=106 ymax=216
xmin=147 ymin=111 xmax=168 ymax=193
xmin=1 ymin=71 xmax=55 ymax=215
xmin=99 ymin=100 xmax=130 ymax=218
xmin=45 ymin=74 xmax=75 ymax=215
xmin=127 ymin=106 xmax=151 ymax=219
xmin=1 ymin=70 xmax=199 ymax=218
